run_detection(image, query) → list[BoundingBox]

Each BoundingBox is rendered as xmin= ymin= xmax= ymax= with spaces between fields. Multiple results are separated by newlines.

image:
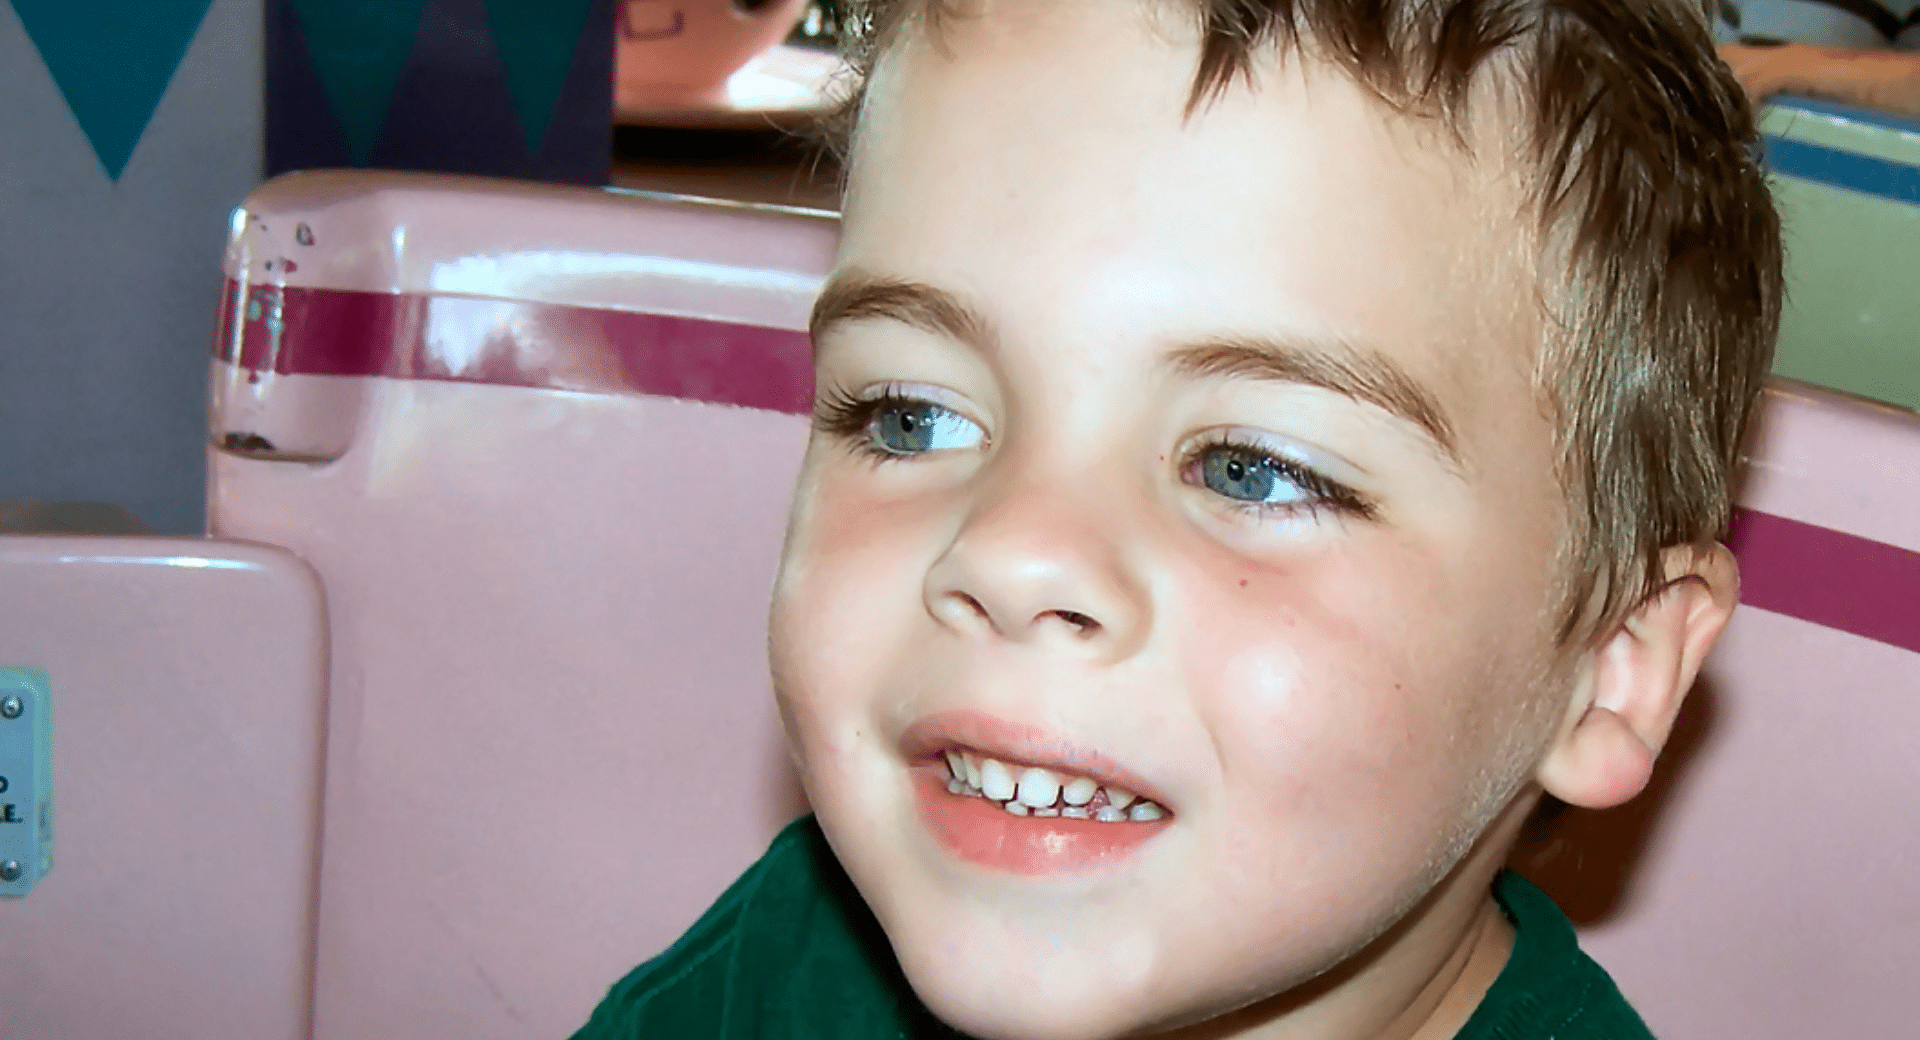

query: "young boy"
xmin=575 ymin=0 xmax=1781 ymax=1036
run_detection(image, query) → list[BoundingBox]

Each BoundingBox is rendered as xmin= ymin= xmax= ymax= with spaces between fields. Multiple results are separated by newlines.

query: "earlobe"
xmin=1537 ymin=542 xmax=1740 ymax=810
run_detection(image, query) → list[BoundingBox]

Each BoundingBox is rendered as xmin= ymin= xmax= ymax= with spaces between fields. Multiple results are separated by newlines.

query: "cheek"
xmin=769 ymin=458 xmax=934 ymax=768
xmin=1176 ymin=535 xmax=1531 ymax=841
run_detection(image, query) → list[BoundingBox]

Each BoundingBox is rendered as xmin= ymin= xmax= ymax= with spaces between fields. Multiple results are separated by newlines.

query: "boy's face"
xmin=772 ymin=3 xmax=1569 ymax=1037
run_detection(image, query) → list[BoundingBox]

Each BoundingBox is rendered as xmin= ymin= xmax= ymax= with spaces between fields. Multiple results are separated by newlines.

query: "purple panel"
xmin=1728 ymin=506 xmax=1920 ymax=655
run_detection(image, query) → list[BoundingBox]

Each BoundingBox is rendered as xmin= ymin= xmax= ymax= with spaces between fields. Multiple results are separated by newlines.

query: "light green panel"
xmin=1770 ymin=174 xmax=1920 ymax=412
xmin=1761 ymin=103 xmax=1920 ymax=169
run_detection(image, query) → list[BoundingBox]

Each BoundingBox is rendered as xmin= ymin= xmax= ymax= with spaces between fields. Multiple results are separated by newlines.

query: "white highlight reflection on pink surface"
xmin=223 ymin=170 xmax=833 ymax=318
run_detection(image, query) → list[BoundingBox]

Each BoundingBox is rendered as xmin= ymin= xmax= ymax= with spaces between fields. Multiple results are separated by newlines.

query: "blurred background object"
xmin=1715 ymin=0 xmax=1920 ymax=51
xmin=266 ymin=0 xmax=617 ymax=185
xmin=611 ymin=0 xmax=848 ymax=208
xmin=1711 ymin=3 xmax=1920 ymax=411
xmin=613 ymin=0 xmax=812 ymax=112
xmin=1716 ymin=0 xmax=1920 ymax=118
xmin=1758 ymin=97 xmax=1920 ymax=412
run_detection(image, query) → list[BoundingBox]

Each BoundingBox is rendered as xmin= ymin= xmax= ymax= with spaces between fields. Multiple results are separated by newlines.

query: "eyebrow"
xmin=810 ymin=273 xmax=1460 ymax=464
xmin=810 ymin=272 xmax=995 ymax=353
xmin=1168 ymin=339 xmax=1460 ymax=465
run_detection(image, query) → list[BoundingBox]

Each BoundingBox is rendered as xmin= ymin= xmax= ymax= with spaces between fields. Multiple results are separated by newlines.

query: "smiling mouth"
xmin=940 ymin=749 xmax=1170 ymax=822
xmin=913 ymin=756 xmax=1170 ymax=875
xmin=901 ymin=711 xmax=1174 ymax=873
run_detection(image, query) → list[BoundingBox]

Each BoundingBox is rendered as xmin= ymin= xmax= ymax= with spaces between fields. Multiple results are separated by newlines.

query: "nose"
xmin=923 ymin=470 xmax=1150 ymax=660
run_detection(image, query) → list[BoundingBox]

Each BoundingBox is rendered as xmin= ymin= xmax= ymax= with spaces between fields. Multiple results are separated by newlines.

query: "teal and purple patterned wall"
xmin=1 ymin=0 xmax=258 ymax=533
xmin=266 ymin=0 xmax=614 ymax=185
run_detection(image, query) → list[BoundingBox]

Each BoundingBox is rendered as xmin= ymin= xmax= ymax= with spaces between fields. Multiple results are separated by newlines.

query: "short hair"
xmin=819 ymin=0 xmax=1783 ymax=643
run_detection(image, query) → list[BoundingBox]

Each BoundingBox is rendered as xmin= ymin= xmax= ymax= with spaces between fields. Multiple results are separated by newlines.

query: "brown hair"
xmin=820 ymin=0 xmax=1783 ymax=643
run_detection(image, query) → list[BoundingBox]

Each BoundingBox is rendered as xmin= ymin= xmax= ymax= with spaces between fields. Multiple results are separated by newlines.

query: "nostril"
xmin=1048 ymin=610 xmax=1100 ymax=637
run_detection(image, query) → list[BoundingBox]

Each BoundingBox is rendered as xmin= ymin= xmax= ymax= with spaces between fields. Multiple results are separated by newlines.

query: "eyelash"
xmin=811 ymin=387 xmax=1375 ymax=520
xmin=1180 ymin=432 xmax=1377 ymax=521
xmin=812 ymin=385 xmax=959 ymax=460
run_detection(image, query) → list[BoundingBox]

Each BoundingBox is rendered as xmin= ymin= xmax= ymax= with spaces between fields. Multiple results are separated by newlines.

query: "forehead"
xmin=839 ymin=1 xmax=1539 ymax=410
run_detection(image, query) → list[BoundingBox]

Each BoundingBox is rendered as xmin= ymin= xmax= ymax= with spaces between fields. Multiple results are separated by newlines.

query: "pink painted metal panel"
xmin=1737 ymin=380 xmax=1920 ymax=554
xmin=209 ymin=172 xmax=831 ymax=1040
xmin=0 ymin=537 xmax=326 ymax=1040
xmin=1516 ymin=383 xmax=1920 ymax=1037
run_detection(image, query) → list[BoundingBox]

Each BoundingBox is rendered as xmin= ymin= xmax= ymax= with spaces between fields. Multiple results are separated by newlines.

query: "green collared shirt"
xmin=571 ymin=816 xmax=1654 ymax=1040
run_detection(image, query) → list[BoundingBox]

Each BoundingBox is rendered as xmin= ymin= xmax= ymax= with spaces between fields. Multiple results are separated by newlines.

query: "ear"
xmin=1536 ymin=542 xmax=1739 ymax=810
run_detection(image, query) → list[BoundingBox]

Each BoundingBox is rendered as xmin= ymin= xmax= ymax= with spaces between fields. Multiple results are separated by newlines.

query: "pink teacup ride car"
xmin=207 ymin=171 xmax=833 ymax=1040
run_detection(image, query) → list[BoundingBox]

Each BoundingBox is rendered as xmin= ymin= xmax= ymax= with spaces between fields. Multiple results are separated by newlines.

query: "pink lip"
xmin=911 ymin=768 xmax=1166 ymax=875
xmin=899 ymin=709 xmax=1171 ymax=806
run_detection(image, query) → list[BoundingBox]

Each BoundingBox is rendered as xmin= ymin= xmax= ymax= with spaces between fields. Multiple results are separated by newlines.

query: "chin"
xmin=862 ymin=877 xmax=1245 ymax=1040
xmin=836 ymin=856 xmax=1155 ymax=1040
xmin=897 ymin=962 xmax=1149 ymax=1040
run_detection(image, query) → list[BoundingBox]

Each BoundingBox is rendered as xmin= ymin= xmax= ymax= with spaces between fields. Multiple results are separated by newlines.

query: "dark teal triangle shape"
xmin=484 ymin=0 xmax=596 ymax=154
xmin=287 ymin=0 xmax=431 ymax=166
xmin=10 ymin=0 xmax=213 ymax=180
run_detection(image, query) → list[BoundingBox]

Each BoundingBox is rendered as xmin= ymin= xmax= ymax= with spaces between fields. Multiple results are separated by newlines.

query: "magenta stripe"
xmin=216 ymin=281 xmax=816 ymax=415
xmin=1727 ymin=507 xmax=1920 ymax=655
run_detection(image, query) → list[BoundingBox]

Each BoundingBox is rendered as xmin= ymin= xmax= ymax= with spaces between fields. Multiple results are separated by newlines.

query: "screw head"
xmin=0 ymin=695 xmax=20 ymax=719
xmin=0 ymin=861 xmax=20 ymax=883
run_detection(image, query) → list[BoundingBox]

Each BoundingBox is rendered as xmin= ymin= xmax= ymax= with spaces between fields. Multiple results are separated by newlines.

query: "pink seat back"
xmin=0 ymin=536 xmax=327 ymax=1040
xmin=208 ymin=172 xmax=833 ymax=1040
xmin=1515 ymin=383 xmax=1920 ymax=1036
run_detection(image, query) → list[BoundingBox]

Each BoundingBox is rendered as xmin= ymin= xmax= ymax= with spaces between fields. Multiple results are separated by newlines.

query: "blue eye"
xmin=1198 ymin=445 xmax=1310 ymax=505
xmin=813 ymin=387 xmax=987 ymax=458
xmin=804 ymin=386 xmax=989 ymax=459
xmin=870 ymin=401 xmax=984 ymax=454
xmin=1184 ymin=437 xmax=1373 ymax=518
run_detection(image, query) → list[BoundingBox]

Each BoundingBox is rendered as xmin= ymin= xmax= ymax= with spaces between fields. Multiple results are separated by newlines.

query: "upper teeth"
xmin=1016 ymin=767 xmax=1059 ymax=808
xmin=942 ymin=750 xmax=1169 ymax=821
